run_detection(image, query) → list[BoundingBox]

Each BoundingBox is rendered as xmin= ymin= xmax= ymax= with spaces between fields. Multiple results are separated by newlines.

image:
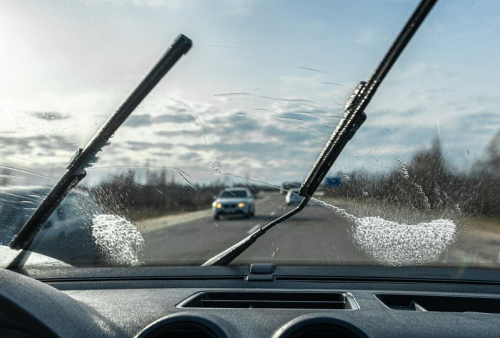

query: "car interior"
xmin=2 ymin=0 xmax=500 ymax=337
xmin=3 ymin=265 xmax=500 ymax=337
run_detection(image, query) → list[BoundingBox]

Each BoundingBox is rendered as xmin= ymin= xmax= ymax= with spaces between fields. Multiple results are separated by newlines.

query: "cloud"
xmin=154 ymin=114 xmax=194 ymax=124
xmin=4 ymin=74 xmax=500 ymax=186
xmin=275 ymin=111 xmax=320 ymax=123
xmin=31 ymin=112 xmax=69 ymax=121
xmin=83 ymin=0 xmax=257 ymax=12
xmin=124 ymin=115 xmax=153 ymax=128
xmin=82 ymin=0 xmax=191 ymax=9
xmin=155 ymin=130 xmax=203 ymax=137
xmin=0 ymin=136 xmax=31 ymax=148
xmin=0 ymin=135 xmax=76 ymax=152
xmin=177 ymin=152 xmax=202 ymax=162
xmin=150 ymin=151 xmax=174 ymax=157
xmin=123 ymin=113 xmax=195 ymax=128
xmin=125 ymin=141 xmax=152 ymax=151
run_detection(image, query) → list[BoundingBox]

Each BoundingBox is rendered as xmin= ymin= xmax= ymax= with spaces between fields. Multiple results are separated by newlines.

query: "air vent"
xmin=138 ymin=322 xmax=218 ymax=338
xmin=287 ymin=324 xmax=362 ymax=338
xmin=376 ymin=294 xmax=500 ymax=314
xmin=178 ymin=292 xmax=358 ymax=309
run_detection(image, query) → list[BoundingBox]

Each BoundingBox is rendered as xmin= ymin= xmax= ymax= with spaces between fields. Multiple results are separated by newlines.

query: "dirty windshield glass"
xmin=1 ymin=0 xmax=500 ymax=268
xmin=220 ymin=191 xmax=248 ymax=198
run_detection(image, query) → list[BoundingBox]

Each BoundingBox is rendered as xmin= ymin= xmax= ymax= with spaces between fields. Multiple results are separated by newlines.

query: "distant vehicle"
xmin=212 ymin=188 xmax=255 ymax=220
xmin=0 ymin=187 xmax=102 ymax=266
xmin=280 ymin=182 xmax=301 ymax=195
xmin=286 ymin=188 xmax=304 ymax=205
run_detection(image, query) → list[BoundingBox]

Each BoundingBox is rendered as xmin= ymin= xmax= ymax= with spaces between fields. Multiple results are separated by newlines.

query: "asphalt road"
xmin=141 ymin=193 xmax=370 ymax=265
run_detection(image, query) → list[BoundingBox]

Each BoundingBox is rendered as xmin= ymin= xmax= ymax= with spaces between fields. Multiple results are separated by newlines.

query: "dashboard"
xmin=2 ymin=265 xmax=500 ymax=337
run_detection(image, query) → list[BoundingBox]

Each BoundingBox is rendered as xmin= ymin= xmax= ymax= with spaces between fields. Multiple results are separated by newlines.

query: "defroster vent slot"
xmin=178 ymin=291 xmax=358 ymax=310
xmin=376 ymin=294 xmax=500 ymax=314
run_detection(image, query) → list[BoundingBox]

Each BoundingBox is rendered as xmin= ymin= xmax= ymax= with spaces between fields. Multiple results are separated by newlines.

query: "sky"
xmin=1 ymin=0 xmax=500 ymax=188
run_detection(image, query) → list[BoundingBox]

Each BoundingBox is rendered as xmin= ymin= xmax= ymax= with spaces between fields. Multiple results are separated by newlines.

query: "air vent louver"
xmin=287 ymin=324 xmax=362 ymax=338
xmin=139 ymin=322 xmax=218 ymax=338
xmin=376 ymin=294 xmax=500 ymax=314
xmin=178 ymin=292 xmax=358 ymax=310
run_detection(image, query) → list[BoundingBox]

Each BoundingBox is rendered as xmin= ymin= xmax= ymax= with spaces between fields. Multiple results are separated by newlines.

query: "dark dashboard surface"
xmin=2 ymin=266 xmax=500 ymax=338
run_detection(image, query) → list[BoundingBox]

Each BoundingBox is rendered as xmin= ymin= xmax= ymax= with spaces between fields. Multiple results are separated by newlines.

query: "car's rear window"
xmin=220 ymin=191 xmax=247 ymax=198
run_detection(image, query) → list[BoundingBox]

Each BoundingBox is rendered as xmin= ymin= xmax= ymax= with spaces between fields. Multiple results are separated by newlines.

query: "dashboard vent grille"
xmin=287 ymin=324 xmax=362 ymax=338
xmin=376 ymin=294 xmax=500 ymax=314
xmin=178 ymin=291 xmax=358 ymax=309
xmin=140 ymin=322 xmax=218 ymax=338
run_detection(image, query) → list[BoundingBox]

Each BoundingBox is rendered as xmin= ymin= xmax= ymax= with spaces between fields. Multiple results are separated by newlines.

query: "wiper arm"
xmin=301 ymin=0 xmax=437 ymax=197
xmin=202 ymin=0 xmax=437 ymax=266
xmin=203 ymin=198 xmax=309 ymax=266
xmin=9 ymin=34 xmax=192 ymax=250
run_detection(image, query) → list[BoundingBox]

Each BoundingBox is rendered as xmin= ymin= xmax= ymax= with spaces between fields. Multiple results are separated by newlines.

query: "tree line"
xmin=88 ymin=169 xmax=278 ymax=220
xmin=325 ymin=133 xmax=500 ymax=217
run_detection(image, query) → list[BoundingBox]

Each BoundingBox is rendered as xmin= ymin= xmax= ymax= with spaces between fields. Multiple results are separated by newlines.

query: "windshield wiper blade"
xmin=202 ymin=0 xmax=437 ymax=266
xmin=300 ymin=0 xmax=437 ymax=197
xmin=9 ymin=34 xmax=192 ymax=250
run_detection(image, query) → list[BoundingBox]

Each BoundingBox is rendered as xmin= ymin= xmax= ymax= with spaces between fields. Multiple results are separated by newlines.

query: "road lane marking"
xmin=140 ymin=194 xmax=274 ymax=235
xmin=140 ymin=208 xmax=213 ymax=234
xmin=247 ymin=223 xmax=262 ymax=234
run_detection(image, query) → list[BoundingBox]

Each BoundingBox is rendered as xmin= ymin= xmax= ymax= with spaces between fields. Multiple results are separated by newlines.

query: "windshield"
xmin=220 ymin=191 xmax=248 ymax=199
xmin=0 ymin=188 xmax=98 ymax=245
xmin=2 ymin=0 xmax=500 ymax=269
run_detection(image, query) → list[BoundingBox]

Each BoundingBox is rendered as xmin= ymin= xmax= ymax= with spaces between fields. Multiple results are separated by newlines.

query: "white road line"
xmin=140 ymin=194 xmax=274 ymax=235
xmin=247 ymin=223 xmax=262 ymax=234
xmin=140 ymin=208 xmax=212 ymax=234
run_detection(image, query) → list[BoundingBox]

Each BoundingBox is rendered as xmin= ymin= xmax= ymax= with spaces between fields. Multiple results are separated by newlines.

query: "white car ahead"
xmin=212 ymin=188 xmax=255 ymax=220
xmin=286 ymin=188 xmax=304 ymax=205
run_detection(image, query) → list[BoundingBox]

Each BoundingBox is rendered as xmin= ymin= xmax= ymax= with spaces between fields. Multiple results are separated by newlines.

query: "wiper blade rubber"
xmin=202 ymin=0 xmax=437 ymax=266
xmin=9 ymin=34 xmax=192 ymax=250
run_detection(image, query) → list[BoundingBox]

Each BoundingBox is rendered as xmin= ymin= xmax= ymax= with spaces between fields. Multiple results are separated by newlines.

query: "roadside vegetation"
xmin=86 ymin=132 xmax=500 ymax=222
xmin=88 ymin=170 xmax=278 ymax=221
xmin=324 ymin=133 xmax=500 ymax=219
